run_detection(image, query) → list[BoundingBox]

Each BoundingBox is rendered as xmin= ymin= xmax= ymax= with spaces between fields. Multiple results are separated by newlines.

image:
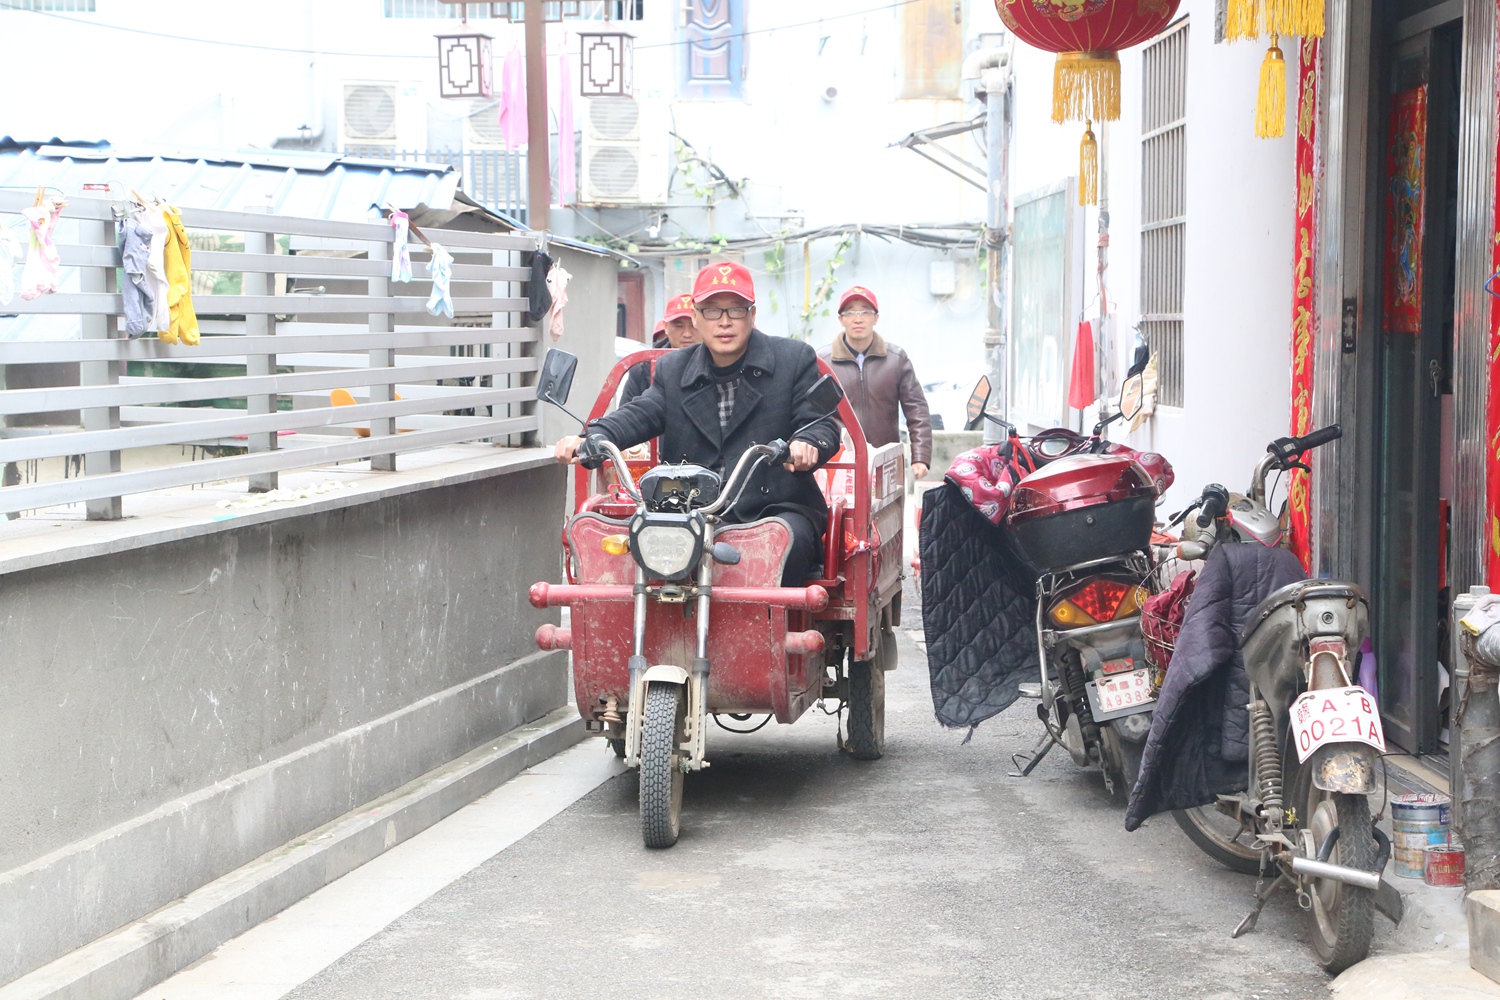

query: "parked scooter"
xmin=1167 ymin=426 xmax=1399 ymax=972
xmin=966 ymin=372 xmax=1169 ymax=794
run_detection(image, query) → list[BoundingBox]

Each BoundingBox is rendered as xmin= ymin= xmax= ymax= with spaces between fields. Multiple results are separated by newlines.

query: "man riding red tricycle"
xmin=528 ymin=347 xmax=904 ymax=848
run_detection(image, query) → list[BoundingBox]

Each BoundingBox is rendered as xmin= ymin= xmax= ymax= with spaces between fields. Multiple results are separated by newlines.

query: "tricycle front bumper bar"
xmin=529 ymin=581 xmax=830 ymax=612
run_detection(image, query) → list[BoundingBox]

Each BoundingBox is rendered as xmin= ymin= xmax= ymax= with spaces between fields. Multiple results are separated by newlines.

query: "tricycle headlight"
xmin=629 ymin=513 xmax=705 ymax=581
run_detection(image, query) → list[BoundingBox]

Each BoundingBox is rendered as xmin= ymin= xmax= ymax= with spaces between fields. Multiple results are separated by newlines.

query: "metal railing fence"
xmin=0 ymin=191 xmax=542 ymax=519
xmin=385 ymin=149 xmax=528 ymax=223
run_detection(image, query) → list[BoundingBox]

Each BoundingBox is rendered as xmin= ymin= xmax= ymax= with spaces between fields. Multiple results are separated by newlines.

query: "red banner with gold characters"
xmin=1487 ymin=31 xmax=1500 ymax=589
xmin=1288 ymin=38 xmax=1319 ymax=572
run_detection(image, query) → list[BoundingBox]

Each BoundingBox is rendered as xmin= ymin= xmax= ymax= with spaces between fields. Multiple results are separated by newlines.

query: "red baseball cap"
xmin=692 ymin=261 xmax=755 ymax=304
xmin=653 ymin=319 xmax=667 ymax=335
xmin=838 ymin=285 xmax=879 ymax=313
xmin=663 ymin=293 xmax=695 ymax=322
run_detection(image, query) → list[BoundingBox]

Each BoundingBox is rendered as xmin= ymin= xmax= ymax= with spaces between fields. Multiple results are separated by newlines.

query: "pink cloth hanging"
xmin=557 ymin=36 xmax=575 ymax=200
xmin=498 ymin=48 xmax=528 ymax=150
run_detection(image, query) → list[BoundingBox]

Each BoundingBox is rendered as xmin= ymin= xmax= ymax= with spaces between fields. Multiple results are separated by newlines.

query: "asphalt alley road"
xmin=203 ymin=580 xmax=1395 ymax=1000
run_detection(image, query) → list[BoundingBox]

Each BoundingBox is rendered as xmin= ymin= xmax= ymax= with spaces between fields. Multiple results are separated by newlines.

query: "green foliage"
xmin=796 ymin=233 xmax=854 ymax=341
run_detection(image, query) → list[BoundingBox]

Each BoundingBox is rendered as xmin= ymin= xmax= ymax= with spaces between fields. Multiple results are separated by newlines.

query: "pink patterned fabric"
xmin=557 ymin=39 xmax=576 ymax=200
xmin=944 ymin=436 xmax=1173 ymax=526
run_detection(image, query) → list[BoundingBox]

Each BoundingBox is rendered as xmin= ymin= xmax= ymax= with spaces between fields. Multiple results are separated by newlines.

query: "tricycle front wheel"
xmin=640 ymin=681 xmax=686 ymax=849
xmin=846 ymin=657 xmax=886 ymax=760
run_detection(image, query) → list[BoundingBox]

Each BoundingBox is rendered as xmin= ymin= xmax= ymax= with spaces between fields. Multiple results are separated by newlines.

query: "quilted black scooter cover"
xmin=920 ymin=481 xmax=1040 ymax=730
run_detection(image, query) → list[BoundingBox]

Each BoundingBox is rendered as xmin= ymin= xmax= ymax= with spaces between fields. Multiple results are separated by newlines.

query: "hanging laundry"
xmin=544 ymin=260 xmax=572 ymax=341
xmin=138 ymin=205 xmax=173 ymax=338
xmin=556 ymin=37 xmax=576 ymax=201
xmin=1067 ymin=318 xmax=1096 ymax=410
xmin=527 ymin=250 xmax=553 ymax=321
xmin=116 ymin=210 xmax=156 ymax=337
xmin=162 ymin=206 xmax=200 ymax=346
xmin=498 ymin=48 xmax=528 ymax=150
xmin=0 ymin=225 xmax=19 ymax=307
xmin=426 ymin=243 xmax=454 ymax=318
xmin=19 ymin=197 xmax=64 ymax=301
xmin=389 ymin=209 xmax=413 ymax=283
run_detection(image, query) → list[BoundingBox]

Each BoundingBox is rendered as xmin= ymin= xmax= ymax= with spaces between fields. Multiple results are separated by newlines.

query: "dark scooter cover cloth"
xmin=920 ymin=481 xmax=1040 ymax=730
xmin=1125 ymin=542 xmax=1306 ymax=831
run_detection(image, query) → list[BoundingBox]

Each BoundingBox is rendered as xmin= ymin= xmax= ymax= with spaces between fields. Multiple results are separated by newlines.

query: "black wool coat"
xmin=586 ymin=329 xmax=841 ymax=529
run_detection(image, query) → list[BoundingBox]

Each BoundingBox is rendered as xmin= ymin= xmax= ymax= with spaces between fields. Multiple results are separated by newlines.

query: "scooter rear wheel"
xmin=640 ymin=681 xmax=686 ymax=849
xmin=1298 ymin=777 xmax=1375 ymax=973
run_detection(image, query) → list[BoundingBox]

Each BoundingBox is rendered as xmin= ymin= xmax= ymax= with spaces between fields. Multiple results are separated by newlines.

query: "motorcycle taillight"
xmin=1070 ymin=580 xmax=1129 ymax=621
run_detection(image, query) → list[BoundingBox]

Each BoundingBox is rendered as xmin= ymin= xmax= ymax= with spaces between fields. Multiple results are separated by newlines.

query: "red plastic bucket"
xmin=1424 ymin=845 xmax=1465 ymax=887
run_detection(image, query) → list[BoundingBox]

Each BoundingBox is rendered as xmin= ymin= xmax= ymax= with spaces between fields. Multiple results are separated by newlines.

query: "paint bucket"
xmin=1391 ymin=793 xmax=1452 ymax=878
xmin=1424 ymin=844 xmax=1465 ymax=887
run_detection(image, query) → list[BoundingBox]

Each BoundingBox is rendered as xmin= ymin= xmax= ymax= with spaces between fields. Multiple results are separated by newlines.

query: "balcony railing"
xmin=0 ymin=191 xmax=542 ymax=519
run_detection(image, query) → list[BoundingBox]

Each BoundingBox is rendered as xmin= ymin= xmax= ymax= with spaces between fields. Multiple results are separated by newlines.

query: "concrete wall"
xmin=539 ymin=244 xmax=623 ymax=445
xmin=0 ymin=459 xmax=567 ymax=985
xmin=1104 ymin=2 xmax=1298 ymax=513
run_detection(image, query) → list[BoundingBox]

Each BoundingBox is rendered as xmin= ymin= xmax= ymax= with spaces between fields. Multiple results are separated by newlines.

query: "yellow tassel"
xmin=1226 ymin=0 xmax=1325 ymax=41
xmin=1224 ymin=0 xmax=1262 ymax=42
xmin=1256 ymin=38 xmax=1287 ymax=138
xmin=1052 ymin=52 xmax=1121 ymax=124
xmin=1079 ymin=123 xmax=1098 ymax=206
xmin=1265 ymin=0 xmax=1324 ymax=38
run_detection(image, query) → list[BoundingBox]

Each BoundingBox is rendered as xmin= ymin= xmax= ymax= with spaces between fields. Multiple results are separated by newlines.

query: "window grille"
xmin=3 ymin=0 xmax=96 ymax=10
xmin=384 ymin=1 xmax=632 ymax=19
xmin=1139 ymin=18 xmax=1188 ymax=408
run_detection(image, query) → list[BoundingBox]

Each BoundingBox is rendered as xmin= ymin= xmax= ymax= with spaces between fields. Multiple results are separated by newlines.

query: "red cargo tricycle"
xmin=529 ymin=349 xmax=905 ymax=847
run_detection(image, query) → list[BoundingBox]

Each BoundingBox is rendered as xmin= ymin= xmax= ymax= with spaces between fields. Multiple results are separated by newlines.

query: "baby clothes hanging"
xmin=0 ymin=225 xmax=19 ymax=307
xmin=162 ymin=206 xmax=200 ymax=346
xmin=116 ymin=210 xmax=156 ymax=337
xmin=390 ymin=210 xmax=413 ymax=282
xmin=19 ymin=197 xmax=64 ymax=301
xmin=544 ymin=260 xmax=572 ymax=341
xmin=138 ymin=205 xmax=173 ymax=338
xmin=425 ymin=243 xmax=454 ymax=318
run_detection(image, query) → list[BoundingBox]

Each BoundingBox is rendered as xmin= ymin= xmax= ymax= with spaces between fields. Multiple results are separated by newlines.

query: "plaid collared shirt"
xmin=715 ymin=379 xmax=735 ymax=431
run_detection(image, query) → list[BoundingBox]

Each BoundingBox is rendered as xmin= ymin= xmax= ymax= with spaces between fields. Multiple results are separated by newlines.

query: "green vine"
xmin=797 ymin=234 xmax=854 ymax=340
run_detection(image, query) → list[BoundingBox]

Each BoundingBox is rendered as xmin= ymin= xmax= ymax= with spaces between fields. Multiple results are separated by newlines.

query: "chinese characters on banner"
xmin=1288 ymin=38 xmax=1320 ymax=572
xmin=1488 ymin=17 xmax=1500 ymax=589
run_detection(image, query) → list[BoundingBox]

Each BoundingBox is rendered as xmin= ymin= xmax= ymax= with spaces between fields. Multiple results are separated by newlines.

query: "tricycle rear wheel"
xmin=846 ymin=656 xmax=886 ymax=760
xmin=640 ymin=681 xmax=686 ymax=849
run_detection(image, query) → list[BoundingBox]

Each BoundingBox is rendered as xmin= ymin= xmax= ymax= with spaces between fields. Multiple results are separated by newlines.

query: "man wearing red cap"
xmin=623 ymin=293 xmax=699 ymax=404
xmin=817 ymin=285 xmax=932 ymax=480
xmin=556 ymin=262 xmax=839 ymax=584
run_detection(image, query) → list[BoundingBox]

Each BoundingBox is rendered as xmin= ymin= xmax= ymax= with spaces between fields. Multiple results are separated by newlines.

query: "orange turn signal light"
xmin=600 ymin=534 xmax=630 ymax=556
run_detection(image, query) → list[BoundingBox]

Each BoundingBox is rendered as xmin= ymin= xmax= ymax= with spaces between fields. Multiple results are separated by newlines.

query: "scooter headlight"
xmin=628 ymin=513 xmax=706 ymax=582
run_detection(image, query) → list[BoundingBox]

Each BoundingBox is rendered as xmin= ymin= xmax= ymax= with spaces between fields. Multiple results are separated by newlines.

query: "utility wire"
xmin=0 ymin=0 xmax=921 ymax=59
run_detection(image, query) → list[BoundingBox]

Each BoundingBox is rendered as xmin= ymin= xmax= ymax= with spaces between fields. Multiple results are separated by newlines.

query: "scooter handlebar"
xmin=1196 ymin=483 xmax=1230 ymax=528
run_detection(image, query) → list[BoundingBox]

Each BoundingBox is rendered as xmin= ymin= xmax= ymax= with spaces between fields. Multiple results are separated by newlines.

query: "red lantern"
xmin=996 ymin=0 xmax=1183 ymax=202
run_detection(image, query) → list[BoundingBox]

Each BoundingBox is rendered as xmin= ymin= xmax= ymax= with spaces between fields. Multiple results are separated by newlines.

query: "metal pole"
xmin=982 ymin=57 xmax=1013 ymax=442
xmin=1096 ymin=121 xmax=1112 ymax=410
xmin=524 ymin=0 xmax=551 ymax=232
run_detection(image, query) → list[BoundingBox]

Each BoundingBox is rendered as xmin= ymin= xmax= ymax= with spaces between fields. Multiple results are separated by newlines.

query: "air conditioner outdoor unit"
xmin=342 ymin=84 xmax=399 ymax=154
xmin=464 ymin=101 xmax=507 ymax=149
xmin=577 ymin=95 xmax=668 ymax=206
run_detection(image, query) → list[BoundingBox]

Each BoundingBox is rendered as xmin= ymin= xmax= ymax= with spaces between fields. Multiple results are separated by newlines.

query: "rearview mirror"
xmin=1119 ymin=372 xmax=1145 ymax=421
xmin=964 ymin=376 xmax=992 ymax=432
xmin=537 ymin=349 xmax=578 ymax=408
xmin=804 ymin=373 xmax=845 ymax=415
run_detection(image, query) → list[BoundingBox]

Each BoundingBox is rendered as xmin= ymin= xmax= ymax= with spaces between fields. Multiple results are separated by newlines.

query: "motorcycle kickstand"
xmin=1232 ymin=874 xmax=1290 ymax=939
xmin=1009 ymin=704 xmax=1064 ymax=778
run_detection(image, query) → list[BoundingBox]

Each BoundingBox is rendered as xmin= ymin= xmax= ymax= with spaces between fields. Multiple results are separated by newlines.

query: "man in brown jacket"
xmin=816 ymin=285 xmax=932 ymax=479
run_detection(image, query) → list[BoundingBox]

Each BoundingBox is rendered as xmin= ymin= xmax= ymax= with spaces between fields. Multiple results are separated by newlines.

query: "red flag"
xmin=1067 ymin=318 xmax=1096 ymax=410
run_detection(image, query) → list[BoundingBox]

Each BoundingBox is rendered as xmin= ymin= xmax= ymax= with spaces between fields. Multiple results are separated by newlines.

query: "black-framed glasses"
xmin=698 ymin=305 xmax=751 ymax=320
xmin=840 ymin=309 xmax=877 ymax=317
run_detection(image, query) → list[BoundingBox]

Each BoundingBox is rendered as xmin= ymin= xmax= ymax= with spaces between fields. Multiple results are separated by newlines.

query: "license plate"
xmin=1094 ymin=668 xmax=1153 ymax=714
xmin=1291 ymin=685 xmax=1386 ymax=763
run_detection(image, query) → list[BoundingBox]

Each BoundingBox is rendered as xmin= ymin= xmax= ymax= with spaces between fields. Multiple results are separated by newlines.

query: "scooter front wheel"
xmin=639 ymin=681 xmax=686 ymax=849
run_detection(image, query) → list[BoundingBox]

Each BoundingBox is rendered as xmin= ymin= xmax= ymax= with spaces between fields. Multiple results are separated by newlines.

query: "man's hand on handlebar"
xmin=554 ymin=435 xmax=585 ymax=464
xmin=784 ymin=440 xmax=820 ymax=473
